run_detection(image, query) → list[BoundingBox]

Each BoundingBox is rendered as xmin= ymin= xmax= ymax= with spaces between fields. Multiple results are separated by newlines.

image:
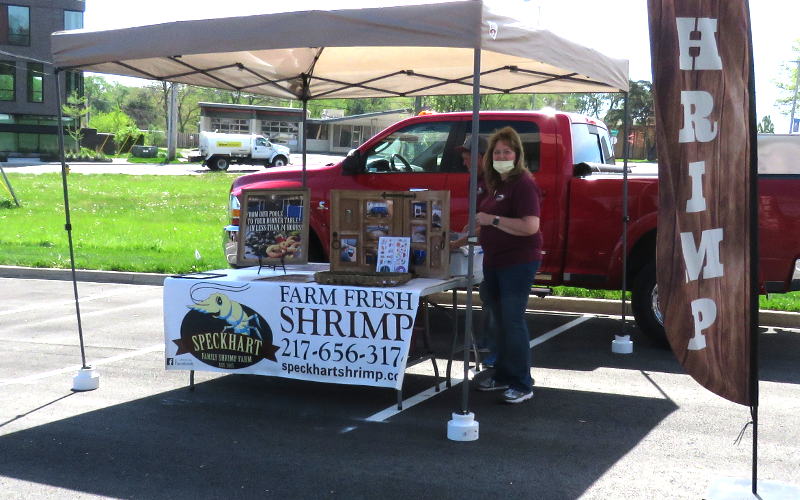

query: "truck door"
xmin=351 ymin=121 xmax=458 ymax=193
xmin=252 ymin=136 xmax=270 ymax=160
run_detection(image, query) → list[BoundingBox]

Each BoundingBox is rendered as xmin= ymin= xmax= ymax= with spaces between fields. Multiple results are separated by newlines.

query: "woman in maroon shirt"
xmin=474 ymin=126 xmax=542 ymax=404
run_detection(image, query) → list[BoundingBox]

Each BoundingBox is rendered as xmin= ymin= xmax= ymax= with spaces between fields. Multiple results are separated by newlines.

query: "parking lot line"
xmin=0 ymin=343 xmax=163 ymax=386
xmin=0 ymin=287 xmax=134 ymax=317
xmin=530 ymin=314 xmax=593 ymax=347
xmin=5 ymin=298 xmax=163 ymax=331
xmin=364 ymin=313 xmax=596 ymax=423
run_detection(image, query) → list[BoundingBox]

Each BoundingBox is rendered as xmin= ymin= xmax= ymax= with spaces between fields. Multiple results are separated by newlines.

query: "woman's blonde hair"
xmin=482 ymin=126 xmax=528 ymax=190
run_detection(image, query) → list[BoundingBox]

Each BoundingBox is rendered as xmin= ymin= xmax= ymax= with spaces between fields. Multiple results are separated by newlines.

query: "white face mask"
xmin=492 ymin=160 xmax=515 ymax=175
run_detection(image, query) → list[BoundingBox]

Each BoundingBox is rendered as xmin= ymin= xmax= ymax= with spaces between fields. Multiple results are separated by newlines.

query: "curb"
xmin=427 ymin=290 xmax=799 ymax=330
xmin=1 ymin=265 xmax=798 ymax=330
xmin=0 ymin=265 xmax=169 ymax=286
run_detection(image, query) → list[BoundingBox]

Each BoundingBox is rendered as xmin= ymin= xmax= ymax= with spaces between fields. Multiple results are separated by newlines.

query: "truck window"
xmin=572 ymin=123 xmax=613 ymax=165
xmin=255 ymin=137 xmax=267 ymax=147
xmin=461 ymin=120 xmax=541 ymax=173
xmin=364 ymin=122 xmax=454 ymax=174
xmin=599 ymin=131 xmax=616 ymax=164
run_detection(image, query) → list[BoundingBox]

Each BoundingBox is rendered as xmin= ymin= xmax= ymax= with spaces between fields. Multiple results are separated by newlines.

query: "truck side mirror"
xmin=341 ymin=150 xmax=364 ymax=175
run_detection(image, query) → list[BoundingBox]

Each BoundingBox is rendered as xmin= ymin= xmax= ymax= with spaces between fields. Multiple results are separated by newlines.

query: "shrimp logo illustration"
xmin=174 ymin=283 xmax=279 ymax=369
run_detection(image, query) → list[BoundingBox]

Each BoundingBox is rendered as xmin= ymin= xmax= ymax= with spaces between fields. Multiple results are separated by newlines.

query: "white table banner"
xmin=164 ymin=274 xmax=421 ymax=389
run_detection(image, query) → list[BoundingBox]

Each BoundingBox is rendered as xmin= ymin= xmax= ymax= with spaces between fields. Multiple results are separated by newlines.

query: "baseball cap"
xmin=456 ymin=134 xmax=488 ymax=154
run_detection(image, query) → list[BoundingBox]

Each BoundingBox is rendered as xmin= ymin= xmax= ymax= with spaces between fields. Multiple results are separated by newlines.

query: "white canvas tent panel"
xmin=50 ymin=1 xmax=629 ymax=97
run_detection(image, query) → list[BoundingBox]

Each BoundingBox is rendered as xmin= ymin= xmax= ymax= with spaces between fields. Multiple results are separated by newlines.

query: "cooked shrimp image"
xmin=188 ymin=284 xmax=263 ymax=340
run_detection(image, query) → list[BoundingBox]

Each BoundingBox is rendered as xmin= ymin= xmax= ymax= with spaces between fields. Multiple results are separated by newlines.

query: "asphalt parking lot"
xmin=1 ymin=275 xmax=799 ymax=499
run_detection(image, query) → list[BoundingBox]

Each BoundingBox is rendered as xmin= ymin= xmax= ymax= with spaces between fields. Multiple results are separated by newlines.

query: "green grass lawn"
xmin=549 ymin=286 xmax=799 ymax=312
xmin=1 ymin=173 xmax=235 ymax=274
xmin=1 ymin=172 xmax=798 ymax=311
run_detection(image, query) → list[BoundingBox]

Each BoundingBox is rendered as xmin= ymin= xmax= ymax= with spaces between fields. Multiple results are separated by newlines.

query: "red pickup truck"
xmin=224 ymin=111 xmax=800 ymax=341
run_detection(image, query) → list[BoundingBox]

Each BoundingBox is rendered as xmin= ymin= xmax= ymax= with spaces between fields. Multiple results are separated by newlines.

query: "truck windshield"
xmin=364 ymin=122 xmax=453 ymax=173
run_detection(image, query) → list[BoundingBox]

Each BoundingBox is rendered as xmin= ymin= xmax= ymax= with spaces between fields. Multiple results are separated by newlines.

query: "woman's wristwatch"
xmin=492 ymin=215 xmax=500 ymax=226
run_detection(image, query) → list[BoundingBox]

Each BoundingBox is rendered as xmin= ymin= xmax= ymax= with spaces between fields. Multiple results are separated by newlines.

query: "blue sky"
xmin=82 ymin=0 xmax=799 ymax=129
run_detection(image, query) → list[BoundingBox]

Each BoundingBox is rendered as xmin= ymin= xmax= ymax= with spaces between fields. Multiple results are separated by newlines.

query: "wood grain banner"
xmin=648 ymin=0 xmax=754 ymax=405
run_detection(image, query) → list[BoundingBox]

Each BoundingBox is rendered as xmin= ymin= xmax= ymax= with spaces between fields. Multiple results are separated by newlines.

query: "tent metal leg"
xmin=0 ymin=164 xmax=20 ymax=207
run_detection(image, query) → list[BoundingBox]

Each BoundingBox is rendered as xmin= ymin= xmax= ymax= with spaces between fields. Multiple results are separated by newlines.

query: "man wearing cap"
xmin=450 ymin=134 xmax=496 ymax=365
xmin=456 ymin=134 xmax=488 ymax=172
xmin=449 ymin=133 xmax=488 ymax=249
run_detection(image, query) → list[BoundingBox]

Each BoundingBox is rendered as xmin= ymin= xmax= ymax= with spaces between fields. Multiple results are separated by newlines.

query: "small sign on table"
xmin=376 ymin=236 xmax=411 ymax=273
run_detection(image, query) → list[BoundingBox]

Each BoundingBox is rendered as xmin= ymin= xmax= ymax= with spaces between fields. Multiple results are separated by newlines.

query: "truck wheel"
xmin=631 ymin=261 xmax=668 ymax=346
xmin=271 ymin=155 xmax=288 ymax=167
xmin=208 ymin=156 xmax=229 ymax=171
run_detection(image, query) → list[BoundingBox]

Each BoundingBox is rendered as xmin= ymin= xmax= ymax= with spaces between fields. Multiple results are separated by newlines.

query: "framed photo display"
xmin=236 ymin=188 xmax=310 ymax=267
xmin=329 ymin=189 xmax=450 ymax=278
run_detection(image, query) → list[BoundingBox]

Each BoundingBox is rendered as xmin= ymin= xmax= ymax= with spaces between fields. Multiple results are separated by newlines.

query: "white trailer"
xmin=198 ymin=132 xmax=290 ymax=171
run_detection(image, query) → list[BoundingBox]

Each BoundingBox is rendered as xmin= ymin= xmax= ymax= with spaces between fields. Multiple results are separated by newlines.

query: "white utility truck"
xmin=198 ymin=131 xmax=290 ymax=171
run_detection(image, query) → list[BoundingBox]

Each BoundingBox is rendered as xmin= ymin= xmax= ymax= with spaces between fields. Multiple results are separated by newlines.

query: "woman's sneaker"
xmin=476 ymin=378 xmax=509 ymax=392
xmin=502 ymin=388 xmax=533 ymax=403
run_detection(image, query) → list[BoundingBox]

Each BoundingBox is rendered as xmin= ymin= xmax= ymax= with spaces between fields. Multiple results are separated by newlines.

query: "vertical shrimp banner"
xmin=648 ymin=0 xmax=756 ymax=405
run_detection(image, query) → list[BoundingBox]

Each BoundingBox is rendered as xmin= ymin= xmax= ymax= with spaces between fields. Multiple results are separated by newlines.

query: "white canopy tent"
xmin=50 ymin=0 xmax=629 ymax=426
xmin=51 ymin=1 xmax=628 ymax=98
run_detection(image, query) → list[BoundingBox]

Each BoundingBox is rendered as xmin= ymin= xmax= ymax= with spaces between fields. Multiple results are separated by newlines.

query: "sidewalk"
xmin=1 ymin=153 xmax=345 ymax=175
xmin=1 ymin=264 xmax=797 ymax=330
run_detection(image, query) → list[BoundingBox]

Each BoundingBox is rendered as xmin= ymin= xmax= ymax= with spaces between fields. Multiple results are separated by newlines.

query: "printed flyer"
xmin=375 ymin=236 xmax=411 ymax=273
xmin=237 ymin=188 xmax=310 ymax=266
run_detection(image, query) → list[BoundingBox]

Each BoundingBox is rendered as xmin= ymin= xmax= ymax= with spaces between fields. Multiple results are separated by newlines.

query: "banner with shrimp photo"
xmin=163 ymin=272 xmax=421 ymax=390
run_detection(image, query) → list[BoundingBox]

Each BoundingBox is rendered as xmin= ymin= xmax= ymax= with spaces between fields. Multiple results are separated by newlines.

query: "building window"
xmin=0 ymin=60 xmax=14 ymax=101
xmin=333 ymin=125 xmax=374 ymax=148
xmin=306 ymin=123 xmax=329 ymax=141
xmin=210 ymin=117 xmax=250 ymax=133
xmin=1 ymin=5 xmax=30 ymax=46
xmin=65 ymin=70 xmax=84 ymax=98
xmin=260 ymin=120 xmax=298 ymax=143
xmin=27 ymin=62 xmax=43 ymax=102
xmin=64 ymin=10 xmax=83 ymax=30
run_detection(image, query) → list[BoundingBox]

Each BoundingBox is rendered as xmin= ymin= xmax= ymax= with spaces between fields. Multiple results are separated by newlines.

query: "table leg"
xmin=446 ymin=289 xmax=459 ymax=387
xmin=420 ymin=298 xmax=440 ymax=392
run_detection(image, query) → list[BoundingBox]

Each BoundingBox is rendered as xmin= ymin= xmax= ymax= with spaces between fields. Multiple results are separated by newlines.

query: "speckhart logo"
xmin=175 ymin=284 xmax=279 ymax=369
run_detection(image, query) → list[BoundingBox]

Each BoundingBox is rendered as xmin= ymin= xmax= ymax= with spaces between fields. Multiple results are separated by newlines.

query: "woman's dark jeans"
xmin=481 ymin=261 xmax=540 ymax=392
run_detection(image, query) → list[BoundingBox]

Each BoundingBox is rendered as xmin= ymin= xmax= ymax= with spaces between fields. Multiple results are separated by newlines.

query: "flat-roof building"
xmin=1 ymin=0 xmax=85 ymax=157
xmin=199 ymin=102 xmax=411 ymax=153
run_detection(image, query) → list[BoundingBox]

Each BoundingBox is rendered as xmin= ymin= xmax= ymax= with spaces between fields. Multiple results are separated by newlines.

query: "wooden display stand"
xmin=236 ymin=188 xmax=310 ymax=268
xmin=329 ymin=189 xmax=450 ymax=278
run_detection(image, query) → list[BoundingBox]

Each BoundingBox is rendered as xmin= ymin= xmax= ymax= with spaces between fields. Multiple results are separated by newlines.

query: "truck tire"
xmin=208 ymin=156 xmax=230 ymax=171
xmin=271 ymin=155 xmax=288 ymax=167
xmin=631 ymin=261 xmax=668 ymax=346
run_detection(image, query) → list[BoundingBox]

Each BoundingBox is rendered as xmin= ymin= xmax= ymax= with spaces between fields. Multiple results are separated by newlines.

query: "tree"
xmin=61 ymin=92 xmax=89 ymax=152
xmin=122 ymin=86 xmax=161 ymax=129
xmin=89 ymin=109 xmax=138 ymax=136
xmin=603 ymin=80 xmax=654 ymax=129
xmin=757 ymin=115 xmax=775 ymax=133
xmin=775 ymin=39 xmax=800 ymax=131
